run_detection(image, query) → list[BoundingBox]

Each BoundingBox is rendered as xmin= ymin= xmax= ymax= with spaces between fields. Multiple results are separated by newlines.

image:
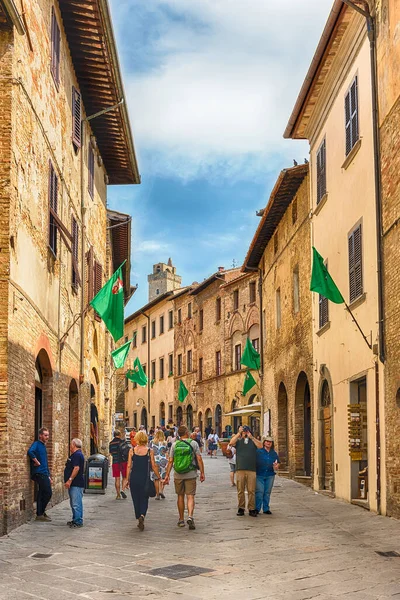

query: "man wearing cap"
xmin=256 ymin=436 xmax=280 ymax=515
xmin=229 ymin=425 xmax=262 ymax=517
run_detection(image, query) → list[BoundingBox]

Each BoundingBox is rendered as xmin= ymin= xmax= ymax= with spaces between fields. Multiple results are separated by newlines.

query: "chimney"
xmin=218 ymin=266 xmax=224 ymax=273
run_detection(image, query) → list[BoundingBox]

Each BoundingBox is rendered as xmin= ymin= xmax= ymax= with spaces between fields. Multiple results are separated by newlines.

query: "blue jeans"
xmin=69 ymin=486 xmax=84 ymax=525
xmin=256 ymin=475 xmax=275 ymax=512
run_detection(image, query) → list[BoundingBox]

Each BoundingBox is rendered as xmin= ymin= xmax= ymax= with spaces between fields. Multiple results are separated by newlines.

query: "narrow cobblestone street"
xmin=1 ymin=455 xmax=400 ymax=600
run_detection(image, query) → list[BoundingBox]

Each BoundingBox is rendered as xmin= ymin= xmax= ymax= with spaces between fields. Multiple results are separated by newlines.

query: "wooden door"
xmin=322 ymin=407 xmax=333 ymax=488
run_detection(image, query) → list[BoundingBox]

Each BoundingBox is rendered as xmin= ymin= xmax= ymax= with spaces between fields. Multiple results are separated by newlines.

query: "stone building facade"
xmin=172 ymin=269 xmax=260 ymax=436
xmin=243 ymin=164 xmax=313 ymax=484
xmin=285 ymin=3 xmax=382 ymax=510
xmin=124 ymin=286 xmax=180 ymax=430
xmin=375 ymin=0 xmax=400 ymax=518
xmin=0 ymin=0 xmax=139 ymax=534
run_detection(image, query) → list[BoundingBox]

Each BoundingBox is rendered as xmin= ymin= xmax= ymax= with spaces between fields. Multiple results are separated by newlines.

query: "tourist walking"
xmin=227 ymin=444 xmax=236 ymax=486
xmin=27 ymin=427 xmax=53 ymax=522
xmin=164 ymin=425 xmax=205 ymax=530
xmin=64 ymin=438 xmax=85 ymax=527
xmin=207 ymin=429 xmax=219 ymax=457
xmin=109 ymin=430 xmax=130 ymax=500
xmin=150 ymin=429 xmax=168 ymax=499
xmin=256 ymin=436 xmax=280 ymax=514
xmin=125 ymin=431 xmax=161 ymax=531
xmin=229 ymin=425 xmax=262 ymax=517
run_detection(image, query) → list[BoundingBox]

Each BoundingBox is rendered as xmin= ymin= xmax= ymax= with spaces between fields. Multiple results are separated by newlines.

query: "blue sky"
xmin=107 ymin=0 xmax=333 ymax=314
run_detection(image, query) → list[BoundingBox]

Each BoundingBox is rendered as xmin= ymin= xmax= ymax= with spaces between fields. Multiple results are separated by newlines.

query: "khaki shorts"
xmin=174 ymin=478 xmax=197 ymax=496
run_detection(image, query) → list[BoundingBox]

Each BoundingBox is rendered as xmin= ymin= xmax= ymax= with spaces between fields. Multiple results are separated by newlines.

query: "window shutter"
xmin=349 ymin=224 xmax=363 ymax=302
xmin=72 ymin=87 xmax=81 ymax=148
xmin=88 ymin=144 xmax=94 ymax=197
xmin=316 ymin=139 xmax=326 ymax=205
xmin=345 ymin=76 xmax=359 ymax=156
xmin=86 ymin=246 xmax=94 ymax=303
xmin=48 ymin=161 xmax=58 ymax=256
xmin=51 ymin=8 xmax=60 ymax=87
xmin=319 ymin=295 xmax=329 ymax=329
xmin=93 ymin=261 xmax=102 ymax=322
xmin=71 ymin=216 xmax=81 ymax=288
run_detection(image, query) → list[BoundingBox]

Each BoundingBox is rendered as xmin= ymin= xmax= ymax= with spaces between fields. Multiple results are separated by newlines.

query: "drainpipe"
xmin=342 ymin=0 xmax=383 ymax=514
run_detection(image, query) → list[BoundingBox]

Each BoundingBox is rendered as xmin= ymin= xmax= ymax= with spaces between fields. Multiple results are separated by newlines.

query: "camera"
xmin=243 ymin=426 xmax=250 ymax=432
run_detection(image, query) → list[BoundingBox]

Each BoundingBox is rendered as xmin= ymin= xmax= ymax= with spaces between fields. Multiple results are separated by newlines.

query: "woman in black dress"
xmin=125 ymin=431 xmax=161 ymax=531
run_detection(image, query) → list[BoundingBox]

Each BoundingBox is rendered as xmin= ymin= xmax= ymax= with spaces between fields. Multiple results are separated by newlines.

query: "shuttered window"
xmin=72 ymin=87 xmax=81 ymax=149
xmin=93 ymin=260 xmax=102 ymax=321
xmin=319 ymin=294 xmax=329 ymax=329
xmin=233 ymin=290 xmax=239 ymax=310
xmin=216 ymin=297 xmax=221 ymax=321
xmin=178 ymin=354 xmax=182 ymax=376
xmin=216 ymin=351 xmax=221 ymax=376
xmin=71 ymin=216 xmax=80 ymax=290
xmin=86 ymin=246 xmax=94 ymax=303
xmin=316 ymin=139 xmax=326 ymax=204
xmin=50 ymin=7 xmax=60 ymax=88
xmin=48 ymin=161 xmax=58 ymax=256
xmin=199 ymin=309 xmax=204 ymax=332
xmin=234 ymin=344 xmax=241 ymax=371
xmin=88 ymin=144 xmax=94 ymax=198
xmin=187 ymin=349 xmax=192 ymax=372
xmin=199 ymin=357 xmax=203 ymax=381
xmin=345 ymin=76 xmax=359 ymax=156
xmin=349 ymin=223 xmax=363 ymax=302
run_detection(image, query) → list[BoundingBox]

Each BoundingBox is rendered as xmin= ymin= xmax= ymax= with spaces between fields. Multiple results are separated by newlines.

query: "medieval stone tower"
xmin=147 ymin=258 xmax=182 ymax=301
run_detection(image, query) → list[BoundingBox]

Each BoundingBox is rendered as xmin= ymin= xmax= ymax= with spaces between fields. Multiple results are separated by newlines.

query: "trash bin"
xmin=84 ymin=453 xmax=109 ymax=494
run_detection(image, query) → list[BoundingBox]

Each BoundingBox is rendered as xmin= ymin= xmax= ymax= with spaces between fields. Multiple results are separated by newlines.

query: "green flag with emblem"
xmin=178 ymin=380 xmax=189 ymax=403
xmin=240 ymin=337 xmax=261 ymax=371
xmin=126 ymin=357 xmax=148 ymax=387
xmin=242 ymin=370 xmax=257 ymax=396
xmin=310 ymin=247 xmax=344 ymax=304
xmin=90 ymin=264 xmax=125 ymax=342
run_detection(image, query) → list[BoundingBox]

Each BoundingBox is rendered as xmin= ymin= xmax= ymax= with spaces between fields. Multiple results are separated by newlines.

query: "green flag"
xmin=178 ymin=380 xmax=188 ymax=403
xmin=111 ymin=338 xmax=133 ymax=369
xmin=90 ymin=264 xmax=125 ymax=341
xmin=242 ymin=370 xmax=257 ymax=396
xmin=241 ymin=337 xmax=261 ymax=370
xmin=126 ymin=357 xmax=148 ymax=387
xmin=310 ymin=247 xmax=344 ymax=304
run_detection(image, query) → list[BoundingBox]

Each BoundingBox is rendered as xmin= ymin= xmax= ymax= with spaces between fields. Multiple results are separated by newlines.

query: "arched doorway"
xmin=176 ymin=406 xmax=183 ymax=426
xmin=69 ymin=379 xmax=79 ymax=448
xmin=231 ymin=400 xmax=241 ymax=433
xmin=320 ymin=379 xmax=333 ymax=490
xmin=248 ymin=393 xmax=260 ymax=437
xmin=90 ymin=368 xmax=100 ymax=455
xmin=159 ymin=402 xmax=166 ymax=427
xmin=215 ymin=404 xmax=222 ymax=436
xmin=186 ymin=404 xmax=193 ymax=431
xmin=141 ymin=407 xmax=148 ymax=430
xmin=294 ymin=372 xmax=311 ymax=476
xmin=35 ymin=350 xmax=53 ymax=441
xmin=198 ymin=411 xmax=203 ymax=434
xmin=277 ymin=382 xmax=289 ymax=470
xmin=205 ymin=408 xmax=212 ymax=433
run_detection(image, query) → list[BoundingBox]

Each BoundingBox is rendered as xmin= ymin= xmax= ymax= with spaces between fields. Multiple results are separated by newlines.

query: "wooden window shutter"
xmin=319 ymin=294 xmax=329 ymax=329
xmin=86 ymin=246 xmax=94 ymax=303
xmin=93 ymin=260 xmax=102 ymax=321
xmin=71 ymin=216 xmax=81 ymax=289
xmin=349 ymin=224 xmax=363 ymax=302
xmin=50 ymin=7 xmax=60 ymax=87
xmin=88 ymin=144 xmax=94 ymax=198
xmin=316 ymin=139 xmax=326 ymax=204
xmin=345 ymin=76 xmax=359 ymax=156
xmin=72 ymin=87 xmax=81 ymax=148
xmin=48 ymin=160 xmax=58 ymax=256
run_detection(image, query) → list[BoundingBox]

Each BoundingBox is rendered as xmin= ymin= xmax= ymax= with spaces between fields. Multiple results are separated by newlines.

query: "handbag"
xmin=144 ymin=450 xmax=156 ymax=498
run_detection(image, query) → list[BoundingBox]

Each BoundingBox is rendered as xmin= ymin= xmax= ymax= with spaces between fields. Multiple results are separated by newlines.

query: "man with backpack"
xmin=164 ymin=425 xmax=205 ymax=530
xmin=109 ymin=430 xmax=130 ymax=500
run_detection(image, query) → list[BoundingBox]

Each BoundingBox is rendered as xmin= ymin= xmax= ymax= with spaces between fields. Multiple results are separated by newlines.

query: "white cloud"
xmin=117 ymin=0 xmax=333 ymax=182
xmin=135 ymin=240 xmax=172 ymax=254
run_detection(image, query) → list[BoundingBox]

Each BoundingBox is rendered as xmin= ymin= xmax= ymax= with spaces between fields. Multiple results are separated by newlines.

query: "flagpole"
xmin=344 ymin=302 xmax=372 ymax=350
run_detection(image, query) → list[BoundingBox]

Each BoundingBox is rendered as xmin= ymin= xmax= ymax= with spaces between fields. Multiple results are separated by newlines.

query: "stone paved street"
xmin=1 ymin=455 xmax=400 ymax=600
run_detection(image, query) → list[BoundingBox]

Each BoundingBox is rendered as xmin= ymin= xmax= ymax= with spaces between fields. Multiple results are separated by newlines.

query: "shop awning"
xmin=224 ymin=407 xmax=261 ymax=417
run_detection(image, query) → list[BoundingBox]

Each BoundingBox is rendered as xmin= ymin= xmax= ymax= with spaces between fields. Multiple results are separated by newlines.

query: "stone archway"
xmin=141 ymin=407 xmax=148 ymax=430
xmin=186 ymin=404 xmax=193 ymax=431
xmin=69 ymin=379 xmax=79 ymax=447
xmin=294 ymin=372 xmax=311 ymax=476
xmin=197 ymin=411 xmax=203 ymax=434
xmin=176 ymin=406 xmax=183 ymax=426
xmin=231 ymin=399 xmax=241 ymax=434
xmin=35 ymin=350 xmax=53 ymax=444
xmin=159 ymin=402 xmax=166 ymax=427
xmin=215 ymin=404 xmax=222 ymax=436
xmin=277 ymin=382 xmax=289 ymax=470
xmin=319 ymin=378 xmax=334 ymax=491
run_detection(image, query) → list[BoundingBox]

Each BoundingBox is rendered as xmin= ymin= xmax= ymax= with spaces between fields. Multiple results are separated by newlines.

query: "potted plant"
xmin=218 ymin=438 xmax=231 ymax=456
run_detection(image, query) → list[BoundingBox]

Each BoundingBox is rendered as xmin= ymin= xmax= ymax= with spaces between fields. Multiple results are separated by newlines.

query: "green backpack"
xmin=174 ymin=440 xmax=197 ymax=474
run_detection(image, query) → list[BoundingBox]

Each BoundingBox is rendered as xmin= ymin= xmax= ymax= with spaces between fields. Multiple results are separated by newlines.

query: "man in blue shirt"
xmin=255 ymin=436 xmax=280 ymax=514
xmin=64 ymin=438 xmax=85 ymax=528
xmin=27 ymin=427 xmax=52 ymax=521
